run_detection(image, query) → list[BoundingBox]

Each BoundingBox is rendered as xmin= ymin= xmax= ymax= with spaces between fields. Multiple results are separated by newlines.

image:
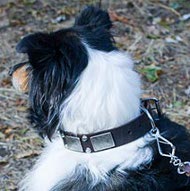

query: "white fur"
xmin=20 ymin=47 xmax=153 ymax=191
xmin=60 ymin=47 xmax=141 ymax=134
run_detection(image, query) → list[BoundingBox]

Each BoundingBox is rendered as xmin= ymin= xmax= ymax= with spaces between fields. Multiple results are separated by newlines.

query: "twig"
xmin=128 ymin=34 xmax=142 ymax=51
xmin=150 ymin=2 xmax=181 ymax=17
xmin=144 ymin=39 xmax=154 ymax=56
xmin=0 ymin=93 xmax=17 ymax=100
xmin=133 ymin=2 xmax=146 ymax=16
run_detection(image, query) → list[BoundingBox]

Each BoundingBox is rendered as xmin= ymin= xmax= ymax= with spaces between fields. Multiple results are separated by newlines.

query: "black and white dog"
xmin=11 ymin=6 xmax=190 ymax=191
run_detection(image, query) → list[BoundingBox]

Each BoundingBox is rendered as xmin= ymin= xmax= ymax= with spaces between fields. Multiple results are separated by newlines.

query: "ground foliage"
xmin=0 ymin=0 xmax=190 ymax=190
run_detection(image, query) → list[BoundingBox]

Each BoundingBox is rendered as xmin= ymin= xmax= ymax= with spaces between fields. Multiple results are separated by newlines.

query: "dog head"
xmin=11 ymin=6 xmax=115 ymax=139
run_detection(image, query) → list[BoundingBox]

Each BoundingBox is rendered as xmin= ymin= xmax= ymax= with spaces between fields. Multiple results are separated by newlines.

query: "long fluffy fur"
xmin=15 ymin=6 xmax=190 ymax=191
xmin=59 ymin=46 xmax=141 ymax=134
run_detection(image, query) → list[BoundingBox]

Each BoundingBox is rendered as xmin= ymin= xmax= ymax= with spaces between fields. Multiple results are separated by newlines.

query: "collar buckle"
xmin=141 ymin=98 xmax=162 ymax=121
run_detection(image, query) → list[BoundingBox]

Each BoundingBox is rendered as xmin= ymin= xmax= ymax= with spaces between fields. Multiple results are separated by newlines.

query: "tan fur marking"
xmin=12 ymin=65 xmax=29 ymax=93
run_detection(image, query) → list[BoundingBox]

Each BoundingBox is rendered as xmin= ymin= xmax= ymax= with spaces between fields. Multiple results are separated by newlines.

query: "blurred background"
xmin=0 ymin=0 xmax=190 ymax=190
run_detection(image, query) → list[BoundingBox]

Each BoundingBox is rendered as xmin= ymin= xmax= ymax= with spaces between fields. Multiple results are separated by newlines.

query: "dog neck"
xmin=59 ymin=46 xmax=141 ymax=135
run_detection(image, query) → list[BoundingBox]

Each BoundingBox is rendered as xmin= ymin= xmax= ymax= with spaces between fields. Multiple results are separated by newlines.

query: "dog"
xmin=10 ymin=6 xmax=190 ymax=191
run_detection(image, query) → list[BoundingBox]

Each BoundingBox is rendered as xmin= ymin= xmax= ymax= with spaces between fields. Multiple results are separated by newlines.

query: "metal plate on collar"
xmin=64 ymin=136 xmax=83 ymax=152
xmin=90 ymin=132 xmax=115 ymax=152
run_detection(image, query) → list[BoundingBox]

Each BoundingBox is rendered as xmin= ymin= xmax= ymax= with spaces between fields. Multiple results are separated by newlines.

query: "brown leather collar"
xmin=60 ymin=112 xmax=153 ymax=153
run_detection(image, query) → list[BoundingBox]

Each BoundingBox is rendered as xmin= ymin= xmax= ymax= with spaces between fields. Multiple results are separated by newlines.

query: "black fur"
xmin=50 ymin=116 xmax=190 ymax=191
xmin=17 ymin=29 xmax=89 ymax=138
xmin=74 ymin=6 xmax=115 ymax=51
xmin=16 ymin=6 xmax=115 ymax=139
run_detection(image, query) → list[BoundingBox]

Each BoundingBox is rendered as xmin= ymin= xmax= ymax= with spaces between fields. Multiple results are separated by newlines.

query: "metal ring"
xmin=173 ymin=159 xmax=182 ymax=166
xmin=141 ymin=106 xmax=157 ymax=131
xmin=177 ymin=166 xmax=186 ymax=174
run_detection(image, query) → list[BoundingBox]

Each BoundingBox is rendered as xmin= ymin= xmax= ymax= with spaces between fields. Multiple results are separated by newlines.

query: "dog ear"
xmin=16 ymin=33 xmax=57 ymax=68
xmin=74 ymin=6 xmax=112 ymax=30
xmin=16 ymin=30 xmax=88 ymax=139
xmin=15 ymin=32 xmax=66 ymax=139
xmin=74 ymin=6 xmax=115 ymax=51
xmin=16 ymin=33 xmax=49 ymax=53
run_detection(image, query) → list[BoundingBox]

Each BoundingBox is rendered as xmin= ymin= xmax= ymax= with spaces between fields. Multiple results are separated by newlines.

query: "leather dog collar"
xmin=60 ymin=98 xmax=161 ymax=153
xmin=60 ymin=112 xmax=153 ymax=153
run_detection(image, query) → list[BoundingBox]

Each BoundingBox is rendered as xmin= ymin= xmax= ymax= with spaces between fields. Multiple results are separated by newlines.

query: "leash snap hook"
xmin=141 ymin=106 xmax=157 ymax=132
xmin=178 ymin=162 xmax=190 ymax=176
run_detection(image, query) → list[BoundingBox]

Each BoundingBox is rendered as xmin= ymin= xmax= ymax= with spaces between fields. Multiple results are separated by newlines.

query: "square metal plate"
xmin=90 ymin=132 xmax=115 ymax=152
xmin=64 ymin=136 xmax=83 ymax=152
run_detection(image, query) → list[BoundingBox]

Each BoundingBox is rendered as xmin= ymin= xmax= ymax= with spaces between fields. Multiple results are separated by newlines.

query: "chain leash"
xmin=141 ymin=104 xmax=190 ymax=177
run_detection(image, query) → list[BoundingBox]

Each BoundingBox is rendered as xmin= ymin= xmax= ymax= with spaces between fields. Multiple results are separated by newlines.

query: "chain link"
xmin=141 ymin=106 xmax=190 ymax=176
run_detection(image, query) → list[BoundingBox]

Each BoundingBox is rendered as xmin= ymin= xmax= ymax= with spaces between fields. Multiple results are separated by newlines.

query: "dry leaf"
xmin=109 ymin=11 xmax=130 ymax=24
